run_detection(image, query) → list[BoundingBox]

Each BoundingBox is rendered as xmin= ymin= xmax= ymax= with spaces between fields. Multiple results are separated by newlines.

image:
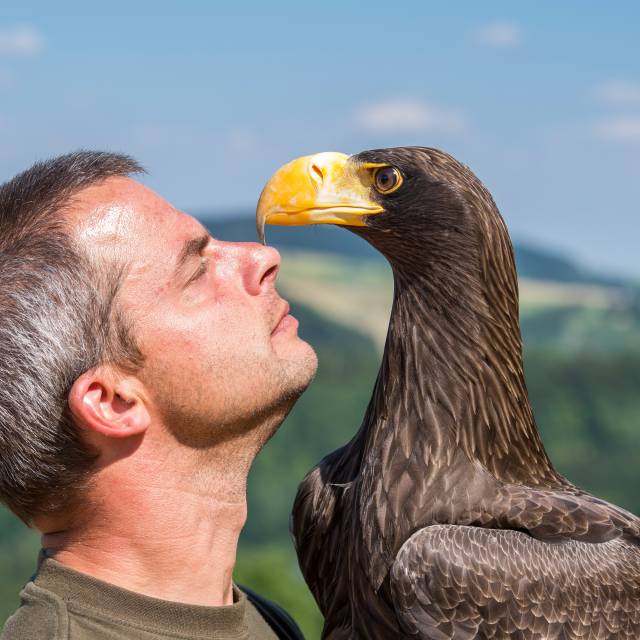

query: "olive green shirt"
xmin=1 ymin=557 xmax=279 ymax=639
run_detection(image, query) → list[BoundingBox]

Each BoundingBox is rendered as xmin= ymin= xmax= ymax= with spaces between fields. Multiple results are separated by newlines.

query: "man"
xmin=0 ymin=151 xmax=316 ymax=639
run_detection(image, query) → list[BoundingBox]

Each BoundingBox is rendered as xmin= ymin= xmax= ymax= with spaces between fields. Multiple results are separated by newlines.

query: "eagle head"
xmin=256 ymin=147 xmax=510 ymax=278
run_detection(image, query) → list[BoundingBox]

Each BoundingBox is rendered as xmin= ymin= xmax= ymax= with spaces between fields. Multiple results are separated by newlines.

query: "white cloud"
xmin=594 ymin=116 xmax=640 ymax=143
xmin=474 ymin=21 xmax=522 ymax=48
xmin=595 ymin=80 xmax=640 ymax=107
xmin=354 ymin=98 xmax=467 ymax=135
xmin=0 ymin=26 xmax=45 ymax=56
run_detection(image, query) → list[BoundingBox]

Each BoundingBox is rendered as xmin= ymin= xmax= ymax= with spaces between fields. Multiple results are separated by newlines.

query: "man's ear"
xmin=68 ymin=367 xmax=151 ymax=440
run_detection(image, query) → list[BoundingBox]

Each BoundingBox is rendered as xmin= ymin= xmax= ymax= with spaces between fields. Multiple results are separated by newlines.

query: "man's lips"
xmin=271 ymin=301 xmax=297 ymax=336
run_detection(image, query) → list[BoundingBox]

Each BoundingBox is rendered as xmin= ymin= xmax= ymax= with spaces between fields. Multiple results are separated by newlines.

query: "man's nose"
xmin=218 ymin=241 xmax=281 ymax=296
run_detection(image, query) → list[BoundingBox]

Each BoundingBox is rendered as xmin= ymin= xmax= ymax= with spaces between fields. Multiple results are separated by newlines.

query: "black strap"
xmin=239 ymin=584 xmax=305 ymax=640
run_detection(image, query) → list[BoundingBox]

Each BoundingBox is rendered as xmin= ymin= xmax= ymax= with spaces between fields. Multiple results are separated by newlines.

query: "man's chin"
xmin=254 ymin=372 xmax=315 ymax=453
xmin=259 ymin=343 xmax=318 ymax=437
xmin=278 ymin=342 xmax=318 ymax=403
xmin=293 ymin=345 xmax=318 ymax=395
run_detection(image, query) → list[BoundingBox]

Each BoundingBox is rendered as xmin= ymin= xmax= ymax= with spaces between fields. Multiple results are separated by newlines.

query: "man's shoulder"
xmin=3 ymin=573 xmax=305 ymax=640
xmin=1 ymin=582 xmax=64 ymax=640
xmin=239 ymin=585 xmax=305 ymax=640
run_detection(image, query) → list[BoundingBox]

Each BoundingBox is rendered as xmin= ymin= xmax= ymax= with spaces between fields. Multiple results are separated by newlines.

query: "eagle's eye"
xmin=373 ymin=166 xmax=402 ymax=194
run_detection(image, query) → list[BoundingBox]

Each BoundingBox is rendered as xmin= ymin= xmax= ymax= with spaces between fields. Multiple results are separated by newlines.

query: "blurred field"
xmin=277 ymin=250 xmax=640 ymax=353
xmin=277 ymin=251 xmax=393 ymax=350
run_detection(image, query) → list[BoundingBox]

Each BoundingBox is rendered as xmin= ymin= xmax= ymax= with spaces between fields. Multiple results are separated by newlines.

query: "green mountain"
xmin=0 ymin=216 xmax=638 ymax=638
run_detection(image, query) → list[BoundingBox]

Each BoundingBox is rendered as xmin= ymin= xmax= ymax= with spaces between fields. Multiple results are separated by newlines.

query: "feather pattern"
xmin=290 ymin=147 xmax=640 ymax=638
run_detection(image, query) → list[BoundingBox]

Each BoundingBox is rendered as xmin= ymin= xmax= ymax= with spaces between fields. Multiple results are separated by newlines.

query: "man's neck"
xmin=40 ymin=437 xmax=254 ymax=607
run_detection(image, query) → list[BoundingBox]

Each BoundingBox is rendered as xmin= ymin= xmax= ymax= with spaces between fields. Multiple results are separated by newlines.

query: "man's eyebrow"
xmin=173 ymin=232 xmax=211 ymax=279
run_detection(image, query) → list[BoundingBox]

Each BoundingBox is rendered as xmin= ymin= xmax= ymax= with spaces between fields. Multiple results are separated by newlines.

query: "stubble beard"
xmin=184 ymin=347 xmax=318 ymax=493
xmin=253 ymin=346 xmax=318 ymax=452
xmin=160 ymin=343 xmax=317 ymax=454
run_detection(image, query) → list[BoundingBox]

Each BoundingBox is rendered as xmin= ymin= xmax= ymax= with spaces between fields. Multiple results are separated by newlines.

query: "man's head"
xmin=0 ymin=151 xmax=317 ymax=524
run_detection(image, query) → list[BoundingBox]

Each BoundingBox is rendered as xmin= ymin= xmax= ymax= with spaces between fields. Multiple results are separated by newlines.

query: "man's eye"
xmin=187 ymin=257 xmax=209 ymax=284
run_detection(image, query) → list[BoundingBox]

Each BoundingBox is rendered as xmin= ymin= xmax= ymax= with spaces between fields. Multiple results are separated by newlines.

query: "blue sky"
xmin=1 ymin=1 xmax=639 ymax=276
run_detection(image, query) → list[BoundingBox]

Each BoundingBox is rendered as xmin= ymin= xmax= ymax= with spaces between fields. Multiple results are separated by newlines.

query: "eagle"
xmin=256 ymin=147 xmax=640 ymax=639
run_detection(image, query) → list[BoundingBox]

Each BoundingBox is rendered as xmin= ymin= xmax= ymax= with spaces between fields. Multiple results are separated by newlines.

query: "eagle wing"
xmin=390 ymin=524 xmax=640 ymax=639
xmin=292 ymin=462 xmax=347 ymax=610
xmin=292 ymin=444 xmax=358 ymax=637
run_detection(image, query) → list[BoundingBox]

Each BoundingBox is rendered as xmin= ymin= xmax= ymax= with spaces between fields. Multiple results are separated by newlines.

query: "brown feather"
xmin=291 ymin=147 xmax=640 ymax=638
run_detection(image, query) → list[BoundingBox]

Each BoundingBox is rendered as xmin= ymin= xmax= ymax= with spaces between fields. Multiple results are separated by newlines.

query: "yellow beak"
xmin=256 ymin=152 xmax=384 ymax=243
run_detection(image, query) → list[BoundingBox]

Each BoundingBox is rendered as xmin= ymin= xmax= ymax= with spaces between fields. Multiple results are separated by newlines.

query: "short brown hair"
xmin=0 ymin=151 xmax=146 ymax=522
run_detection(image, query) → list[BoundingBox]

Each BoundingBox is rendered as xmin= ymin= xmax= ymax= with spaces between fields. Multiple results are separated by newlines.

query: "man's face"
xmin=69 ymin=177 xmax=317 ymax=446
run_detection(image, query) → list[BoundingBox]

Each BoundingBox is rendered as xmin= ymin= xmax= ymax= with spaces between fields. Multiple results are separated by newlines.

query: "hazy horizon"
xmin=195 ymin=207 xmax=637 ymax=281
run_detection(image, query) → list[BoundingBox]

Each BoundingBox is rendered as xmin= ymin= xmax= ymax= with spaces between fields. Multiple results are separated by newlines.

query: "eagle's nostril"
xmin=310 ymin=163 xmax=324 ymax=185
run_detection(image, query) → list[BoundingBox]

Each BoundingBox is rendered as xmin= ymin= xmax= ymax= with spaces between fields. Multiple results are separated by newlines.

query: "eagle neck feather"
xmin=353 ymin=225 xmax=566 ymax=587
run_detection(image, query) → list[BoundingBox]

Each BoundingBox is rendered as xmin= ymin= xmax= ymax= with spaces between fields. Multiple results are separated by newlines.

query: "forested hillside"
xmin=0 ymin=216 xmax=638 ymax=638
